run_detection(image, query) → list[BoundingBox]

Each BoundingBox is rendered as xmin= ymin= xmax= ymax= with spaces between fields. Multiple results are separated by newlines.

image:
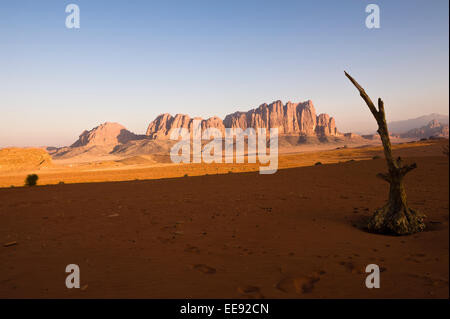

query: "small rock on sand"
xmin=192 ymin=264 xmax=216 ymax=274
xmin=4 ymin=241 xmax=17 ymax=247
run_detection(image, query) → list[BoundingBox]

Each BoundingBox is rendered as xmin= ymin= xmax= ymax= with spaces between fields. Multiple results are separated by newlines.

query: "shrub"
xmin=25 ymin=174 xmax=38 ymax=186
xmin=184 ymin=174 xmax=188 ymax=177
xmin=314 ymin=162 xmax=322 ymax=166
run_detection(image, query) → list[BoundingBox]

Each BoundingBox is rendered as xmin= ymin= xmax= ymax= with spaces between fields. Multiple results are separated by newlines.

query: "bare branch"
xmin=378 ymin=98 xmax=385 ymax=114
xmin=377 ymin=98 xmax=387 ymax=126
xmin=376 ymin=173 xmax=391 ymax=183
xmin=344 ymin=71 xmax=379 ymax=117
xmin=399 ymin=162 xmax=417 ymax=176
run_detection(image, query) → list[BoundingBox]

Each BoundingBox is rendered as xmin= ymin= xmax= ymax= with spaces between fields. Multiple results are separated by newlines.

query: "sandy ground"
xmin=0 ymin=140 xmax=435 ymax=188
xmin=0 ymin=140 xmax=448 ymax=298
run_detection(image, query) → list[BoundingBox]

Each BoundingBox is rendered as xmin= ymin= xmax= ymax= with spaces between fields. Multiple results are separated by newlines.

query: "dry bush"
xmin=25 ymin=174 xmax=39 ymax=186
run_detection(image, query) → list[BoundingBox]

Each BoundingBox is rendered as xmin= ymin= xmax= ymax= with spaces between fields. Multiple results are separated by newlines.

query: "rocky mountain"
xmin=398 ymin=120 xmax=449 ymax=139
xmin=52 ymin=122 xmax=145 ymax=159
xmin=71 ymin=122 xmax=139 ymax=148
xmin=52 ymin=99 xmax=407 ymax=161
xmin=146 ymin=100 xmax=339 ymax=139
xmin=388 ymin=113 xmax=449 ymax=134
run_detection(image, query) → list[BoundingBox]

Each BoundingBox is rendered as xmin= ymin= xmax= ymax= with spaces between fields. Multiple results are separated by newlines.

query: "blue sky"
xmin=0 ymin=0 xmax=448 ymax=146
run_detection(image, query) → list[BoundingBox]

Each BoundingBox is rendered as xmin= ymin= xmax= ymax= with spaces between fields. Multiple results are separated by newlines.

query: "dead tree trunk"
xmin=344 ymin=71 xmax=425 ymax=235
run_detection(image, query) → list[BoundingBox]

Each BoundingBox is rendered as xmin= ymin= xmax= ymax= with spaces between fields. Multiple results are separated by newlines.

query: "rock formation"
xmin=388 ymin=113 xmax=449 ymax=134
xmin=399 ymin=120 xmax=449 ymax=139
xmin=146 ymin=100 xmax=339 ymax=139
xmin=0 ymin=148 xmax=52 ymax=171
xmin=71 ymin=122 xmax=139 ymax=148
xmin=146 ymin=114 xmax=226 ymax=138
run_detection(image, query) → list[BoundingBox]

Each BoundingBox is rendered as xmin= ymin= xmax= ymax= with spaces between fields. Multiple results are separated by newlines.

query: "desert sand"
xmin=0 ymin=140 xmax=448 ymax=298
xmin=0 ymin=138 xmax=420 ymax=188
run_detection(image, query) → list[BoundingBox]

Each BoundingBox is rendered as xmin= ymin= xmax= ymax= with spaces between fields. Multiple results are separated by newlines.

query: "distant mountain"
xmin=388 ymin=114 xmax=449 ymax=134
xmin=147 ymin=100 xmax=339 ymax=139
xmin=52 ymin=122 xmax=145 ymax=159
xmin=71 ymin=122 xmax=140 ymax=148
xmin=51 ymin=99 xmax=403 ymax=160
xmin=398 ymin=120 xmax=449 ymax=139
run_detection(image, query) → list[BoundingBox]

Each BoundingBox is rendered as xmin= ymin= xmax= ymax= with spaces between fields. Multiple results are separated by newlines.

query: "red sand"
xmin=0 ymin=142 xmax=448 ymax=298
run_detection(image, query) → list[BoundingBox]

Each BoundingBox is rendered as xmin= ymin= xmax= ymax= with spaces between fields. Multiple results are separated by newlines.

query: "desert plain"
xmin=0 ymin=139 xmax=448 ymax=298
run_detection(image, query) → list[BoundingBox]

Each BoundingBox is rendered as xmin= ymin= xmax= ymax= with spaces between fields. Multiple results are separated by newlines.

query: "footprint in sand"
xmin=184 ymin=245 xmax=200 ymax=253
xmin=275 ymin=270 xmax=325 ymax=294
xmin=237 ymin=285 xmax=264 ymax=299
xmin=157 ymin=236 xmax=174 ymax=244
xmin=339 ymin=261 xmax=364 ymax=274
xmin=408 ymin=274 xmax=449 ymax=287
xmin=192 ymin=264 xmax=216 ymax=274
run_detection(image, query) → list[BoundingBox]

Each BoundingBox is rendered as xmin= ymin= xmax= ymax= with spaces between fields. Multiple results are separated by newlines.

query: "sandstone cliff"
xmin=146 ymin=100 xmax=339 ymax=139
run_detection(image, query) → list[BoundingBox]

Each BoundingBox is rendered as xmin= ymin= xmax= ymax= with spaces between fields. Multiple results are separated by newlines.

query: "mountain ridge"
xmin=146 ymin=100 xmax=339 ymax=139
xmin=398 ymin=120 xmax=449 ymax=139
xmin=49 ymin=101 xmax=448 ymax=161
xmin=388 ymin=113 xmax=449 ymax=134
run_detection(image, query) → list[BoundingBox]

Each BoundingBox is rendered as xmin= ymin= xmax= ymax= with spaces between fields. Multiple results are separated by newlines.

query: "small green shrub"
xmin=25 ymin=174 xmax=38 ymax=186
xmin=184 ymin=174 xmax=188 ymax=177
xmin=314 ymin=162 xmax=322 ymax=166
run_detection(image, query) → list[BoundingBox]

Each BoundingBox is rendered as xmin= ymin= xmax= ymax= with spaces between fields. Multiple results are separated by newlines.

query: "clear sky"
xmin=0 ymin=0 xmax=448 ymax=147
